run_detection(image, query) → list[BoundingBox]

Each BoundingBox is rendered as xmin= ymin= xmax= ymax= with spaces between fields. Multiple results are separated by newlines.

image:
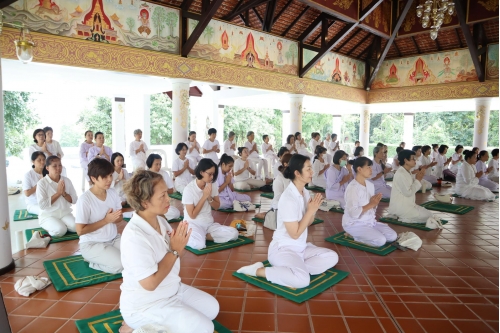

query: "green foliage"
xmin=150 ymin=93 xmax=172 ymax=145
xmin=126 ymin=17 xmax=135 ymax=32
xmin=59 ymin=123 xmax=82 ymax=147
xmin=3 ymin=91 xmax=39 ymax=157
xmin=77 ymin=97 xmax=112 ymax=145
xmin=204 ymin=26 xmax=214 ymax=44
xmin=370 ymin=113 xmax=404 ymax=144
xmin=288 ymin=43 xmax=298 ymax=65
xmin=301 ymin=113 xmax=333 ymax=139
xmin=151 ymin=7 xmax=167 ymax=37
xmin=488 ymin=110 xmax=499 ymax=147
xmin=165 ymin=12 xmax=178 ymax=37
xmin=414 ymin=111 xmax=476 ymax=147
xmin=342 ymin=114 xmax=360 ymax=142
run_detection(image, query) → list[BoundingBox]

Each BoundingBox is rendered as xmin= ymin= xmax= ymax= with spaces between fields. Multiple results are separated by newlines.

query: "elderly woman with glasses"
xmin=181 ymin=158 xmax=239 ymax=250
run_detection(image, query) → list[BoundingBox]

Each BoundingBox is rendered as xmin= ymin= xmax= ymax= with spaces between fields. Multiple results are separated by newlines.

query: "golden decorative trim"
xmin=367 ymin=81 xmax=499 ymax=103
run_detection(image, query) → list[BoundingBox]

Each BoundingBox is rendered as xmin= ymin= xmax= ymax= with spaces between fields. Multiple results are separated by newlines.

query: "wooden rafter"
xmin=434 ymin=37 xmax=441 ymax=51
xmin=181 ymin=0 xmax=196 ymax=11
xmin=298 ymin=13 xmax=325 ymax=42
xmin=311 ymin=19 xmax=336 ymax=45
xmin=334 ymin=29 xmax=359 ymax=51
xmin=263 ymin=0 xmax=277 ymax=32
xmin=273 ymin=0 xmax=293 ymax=25
xmin=281 ymin=5 xmax=310 ymax=37
xmin=357 ymin=36 xmax=376 ymax=58
xmin=455 ymin=28 xmax=463 ymax=48
xmin=411 ymin=36 xmax=421 ymax=53
xmin=393 ymin=40 xmax=402 ymax=57
xmin=223 ymin=0 xmax=271 ymax=21
xmin=253 ymin=7 xmax=263 ymax=25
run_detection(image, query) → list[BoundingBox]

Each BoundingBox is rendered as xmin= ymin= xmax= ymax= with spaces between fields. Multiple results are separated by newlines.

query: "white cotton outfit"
xmin=156 ymin=170 xmax=181 ymax=220
xmin=182 ymin=181 xmax=238 ymax=250
xmin=273 ymin=162 xmax=282 ymax=179
xmin=22 ymin=169 xmax=43 ymax=215
xmin=245 ymin=141 xmax=269 ymax=178
xmin=271 ymin=172 xmax=290 ymax=210
xmin=185 ymin=141 xmax=202 ymax=164
xmin=434 ymin=154 xmax=448 ymax=179
xmin=202 ymin=139 xmax=220 ymax=164
xmin=264 ymin=183 xmax=338 ymax=288
xmin=309 ymin=139 xmax=321 ymax=154
xmin=488 ymin=159 xmax=499 ymax=183
xmin=120 ymin=214 xmax=219 ymax=332
xmin=36 ymin=175 xmax=77 ymax=237
xmin=76 ymin=189 xmax=123 ymax=274
xmin=129 ymin=140 xmax=149 ymax=171
xmin=233 ymin=158 xmax=266 ymax=190
xmin=46 ymin=140 xmax=64 ymax=158
xmin=172 ymin=157 xmax=195 ymax=194
xmin=29 ymin=144 xmax=51 ymax=159
xmin=370 ymin=161 xmax=392 ymax=199
xmin=411 ymin=158 xmax=432 ymax=191
xmin=285 ymin=143 xmax=297 ymax=154
xmin=420 ymin=155 xmax=438 ymax=184
xmin=261 ymin=142 xmax=279 ymax=171
xmin=29 ymin=144 xmax=68 ymax=177
xmin=391 ymin=154 xmax=400 ymax=172
xmin=223 ymin=139 xmax=237 ymax=157
xmin=311 ymin=159 xmax=327 ymax=188
xmin=111 ymin=169 xmax=131 ymax=202
xmin=79 ymin=142 xmax=94 ymax=181
xmin=295 ymin=141 xmax=313 ymax=158
xmin=449 ymin=153 xmax=462 ymax=174
xmin=329 ymin=141 xmax=340 ymax=155
xmin=216 ymin=167 xmax=250 ymax=209
xmin=475 ymin=160 xmax=499 ymax=192
xmin=455 ymin=163 xmax=496 ymax=201
xmin=325 ymin=166 xmax=351 ymax=209
xmin=388 ymin=168 xmax=433 ymax=223
xmin=87 ymin=145 xmax=113 ymax=163
xmin=343 ymin=179 xmax=397 ymax=247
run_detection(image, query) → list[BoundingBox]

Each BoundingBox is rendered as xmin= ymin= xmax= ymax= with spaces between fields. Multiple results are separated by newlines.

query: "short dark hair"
xmin=43 ymin=126 xmax=53 ymax=133
xmin=43 ymin=155 xmax=61 ymax=177
xmin=33 ymin=129 xmax=45 ymax=143
xmin=278 ymin=153 xmax=293 ymax=173
xmin=188 ymin=131 xmax=196 ymax=140
xmin=332 ymin=150 xmax=347 ymax=165
xmin=294 ymin=132 xmax=301 ymax=140
xmin=478 ymin=150 xmax=488 ymax=160
xmin=396 ymin=147 xmax=404 ymax=154
xmin=195 ymin=158 xmax=218 ymax=183
xmin=84 ymin=130 xmax=93 ymax=137
xmin=400 ymin=142 xmax=405 ymax=146
xmin=277 ymin=146 xmax=289 ymax=158
xmin=175 ymin=142 xmax=188 ymax=155
xmin=30 ymin=151 xmax=46 ymax=168
xmin=376 ymin=142 xmax=384 ymax=147
xmin=228 ymin=131 xmax=235 ymax=138
xmin=354 ymin=146 xmax=364 ymax=157
xmin=111 ymin=152 xmax=124 ymax=166
xmin=208 ymin=128 xmax=217 ymax=135
xmin=492 ymin=148 xmax=499 ymax=157
xmin=421 ymin=145 xmax=431 ymax=155
xmin=262 ymin=134 xmax=268 ymax=141
xmin=398 ymin=149 xmax=416 ymax=166
xmin=438 ymin=145 xmax=448 ymax=154
xmin=331 ymin=133 xmax=337 ymax=140
xmin=219 ymin=153 xmax=234 ymax=167
xmin=146 ymin=153 xmax=162 ymax=169
xmin=432 ymin=144 xmax=439 ymax=149
xmin=314 ymin=145 xmax=327 ymax=161
xmin=354 ymin=140 xmax=360 ymax=145
xmin=463 ymin=150 xmax=476 ymax=161
xmin=88 ymin=158 xmax=115 ymax=184
xmin=283 ymin=154 xmax=310 ymax=180
xmin=94 ymin=131 xmax=104 ymax=139
xmin=237 ymin=147 xmax=247 ymax=156
xmin=247 ymin=131 xmax=254 ymax=138
xmin=412 ymin=145 xmax=422 ymax=153
xmin=353 ymin=156 xmax=373 ymax=173
xmin=286 ymin=134 xmax=294 ymax=144
xmin=455 ymin=145 xmax=464 ymax=152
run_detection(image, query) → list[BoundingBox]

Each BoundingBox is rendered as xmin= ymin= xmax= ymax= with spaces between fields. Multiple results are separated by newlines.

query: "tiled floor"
xmin=1 ymin=185 xmax=498 ymax=333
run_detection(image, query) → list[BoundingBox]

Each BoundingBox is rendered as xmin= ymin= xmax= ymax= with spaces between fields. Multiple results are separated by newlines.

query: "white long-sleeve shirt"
xmin=46 ymin=140 xmax=64 ymax=158
xmin=129 ymin=140 xmax=148 ymax=164
xmin=244 ymin=141 xmax=260 ymax=159
xmin=36 ymin=175 xmax=77 ymax=219
xmin=223 ymin=139 xmax=236 ymax=156
xmin=488 ymin=159 xmax=499 ymax=180
xmin=342 ymin=179 xmax=377 ymax=228
xmin=88 ymin=145 xmax=113 ymax=163
xmin=79 ymin=142 xmax=94 ymax=168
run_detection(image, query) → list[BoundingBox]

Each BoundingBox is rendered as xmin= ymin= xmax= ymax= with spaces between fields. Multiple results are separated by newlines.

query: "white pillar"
xmin=112 ymin=97 xmax=127 ymax=158
xmin=190 ymin=95 xmax=208 ymax=142
xmin=124 ymin=95 xmax=151 ymax=166
xmin=359 ymin=105 xmax=370 ymax=151
xmin=289 ymin=94 xmax=304 ymax=134
xmin=216 ymin=104 xmax=225 ymax=139
xmin=171 ymin=79 xmax=191 ymax=161
xmin=0 ymin=44 xmax=14 ymax=273
xmin=403 ymin=113 xmax=415 ymax=149
xmin=473 ymin=98 xmax=492 ymax=150
xmin=282 ymin=110 xmax=290 ymax=145
xmin=332 ymin=115 xmax=342 ymax=140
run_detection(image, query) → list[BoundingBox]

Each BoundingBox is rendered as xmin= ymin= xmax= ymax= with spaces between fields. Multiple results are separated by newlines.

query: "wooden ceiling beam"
xmin=411 ymin=36 xmax=421 ymax=54
xmin=253 ymin=7 xmax=263 ymax=26
xmin=311 ymin=19 xmax=336 ymax=45
xmin=281 ymin=5 xmax=310 ymax=37
xmin=263 ymin=0 xmax=278 ymax=31
xmin=223 ymin=0 xmax=271 ymax=21
xmin=455 ymin=28 xmax=463 ymax=48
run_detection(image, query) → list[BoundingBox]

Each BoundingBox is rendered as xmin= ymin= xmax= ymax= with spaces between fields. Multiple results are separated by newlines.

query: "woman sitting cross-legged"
xmin=237 ymin=154 xmax=339 ymax=289
xmin=388 ymin=150 xmax=434 ymax=223
xmin=76 ymin=159 xmax=123 ymax=274
xmin=172 ymin=143 xmax=196 ymax=194
xmin=476 ymin=150 xmax=499 ymax=192
xmin=182 ymin=158 xmax=239 ymax=250
xmin=36 ymin=156 xmax=78 ymax=237
xmin=111 ymin=152 xmax=130 ymax=205
xmin=147 ymin=153 xmax=181 ymax=221
xmin=420 ymin=145 xmax=438 ymax=184
xmin=370 ymin=146 xmax=392 ymax=199
xmin=119 ymin=171 xmax=219 ymax=333
xmin=273 ymin=146 xmax=290 ymax=178
xmin=233 ymin=147 xmax=266 ymax=190
xmin=217 ymin=154 xmax=252 ymax=210
xmin=455 ymin=150 xmax=496 ymax=201
xmin=325 ymin=150 xmax=353 ymax=209
xmin=410 ymin=146 xmax=433 ymax=191
xmin=343 ymin=157 xmax=397 ymax=247
xmin=23 ymin=152 xmax=46 ymax=215
xmin=488 ymin=148 xmax=499 ymax=183
xmin=311 ymin=146 xmax=329 ymax=188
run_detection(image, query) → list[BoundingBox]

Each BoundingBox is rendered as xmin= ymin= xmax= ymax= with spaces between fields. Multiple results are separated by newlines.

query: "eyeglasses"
xmin=203 ymin=171 xmax=215 ymax=177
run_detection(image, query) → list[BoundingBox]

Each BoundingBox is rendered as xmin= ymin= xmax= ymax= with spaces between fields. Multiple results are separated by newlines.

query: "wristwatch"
xmin=168 ymin=248 xmax=179 ymax=258
xmin=208 ymin=196 xmax=214 ymax=203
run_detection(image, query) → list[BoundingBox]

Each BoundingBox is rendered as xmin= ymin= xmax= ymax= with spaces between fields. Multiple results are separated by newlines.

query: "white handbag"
xmin=233 ymin=200 xmax=256 ymax=212
xmin=263 ymin=209 xmax=278 ymax=230
xmin=25 ymin=231 xmax=51 ymax=249
xmin=397 ymin=232 xmax=423 ymax=251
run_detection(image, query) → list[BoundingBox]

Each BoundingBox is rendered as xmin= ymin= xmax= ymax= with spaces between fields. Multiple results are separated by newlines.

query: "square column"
xmin=171 ymin=79 xmax=192 ymax=161
xmin=403 ymin=113 xmax=415 ymax=149
xmin=124 ymin=95 xmax=151 ymax=166
xmin=282 ymin=110 xmax=290 ymax=145
xmin=112 ymin=97 xmax=127 ymax=157
xmin=332 ymin=115 xmax=342 ymax=141
xmin=359 ymin=105 xmax=370 ymax=151
xmin=473 ymin=98 xmax=492 ymax=150
xmin=289 ymin=94 xmax=304 ymax=134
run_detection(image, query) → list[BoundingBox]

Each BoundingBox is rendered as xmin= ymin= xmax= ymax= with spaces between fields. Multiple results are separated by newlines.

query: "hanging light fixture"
xmin=416 ymin=0 xmax=455 ymax=40
xmin=0 ymin=9 xmax=36 ymax=64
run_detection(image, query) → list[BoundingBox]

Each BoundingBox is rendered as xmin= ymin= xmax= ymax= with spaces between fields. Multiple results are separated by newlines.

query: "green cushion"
xmin=260 ymin=192 xmax=274 ymax=199
xmin=379 ymin=217 xmax=448 ymax=231
xmin=13 ymin=209 xmax=38 ymax=221
xmin=420 ymin=201 xmax=474 ymax=215
xmin=185 ymin=236 xmax=254 ymax=255
xmin=325 ymin=231 xmax=397 ymax=256
xmin=25 ymin=228 xmax=78 ymax=243
xmin=168 ymin=192 xmax=183 ymax=200
xmin=252 ymin=217 xmax=324 ymax=225
xmin=216 ymin=204 xmax=261 ymax=213
xmin=329 ymin=207 xmax=344 ymax=214
xmin=305 ymin=185 xmax=325 ymax=193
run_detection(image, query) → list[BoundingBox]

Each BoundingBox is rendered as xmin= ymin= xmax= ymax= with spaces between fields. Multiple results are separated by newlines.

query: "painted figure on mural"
xmin=409 ymin=58 xmax=430 ymax=84
xmin=438 ymin=56 xmax=454 ymax=79
xmin=277 ymin=41 xmax=284 ymax=64
xmin=385 ymin=63 xmax=399 ymax=84
xmin=343 ymin=70 xmax=350 ymax=84
xmin=314 ymin=61 xmax=325 ymax=75
xmin=221 ymin=30 xmax=229 ymax=50
xmin=90 ymin=13 xmax=107 ymax=42
xmin=246 ymin=51 xmax=256 ymax=67
xmin=331 ymin=58 xmax=342 ymax=82
xmin=138 ymin=8 xmax=151 ymax=35
xmin=35 ymin=0 xmax=60 ymax=15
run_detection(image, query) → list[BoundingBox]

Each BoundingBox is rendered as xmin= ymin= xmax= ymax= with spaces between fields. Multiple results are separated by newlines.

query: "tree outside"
xmin=77 ymin=97 xmax=113 ymax=145
xmin=151 ymin=7 xmax=167 ymax=37
xmin=150 ymin=93 xmax=173 ymax=144
xmin=165 ymin=12 xmax=178 ymax=37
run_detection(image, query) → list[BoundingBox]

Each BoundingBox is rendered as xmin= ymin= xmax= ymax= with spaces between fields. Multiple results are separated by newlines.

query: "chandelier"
xmin=0 ymin=9 xmax=36 ymax=64
xmin=416 ymin=0 xmax=455 ymax=40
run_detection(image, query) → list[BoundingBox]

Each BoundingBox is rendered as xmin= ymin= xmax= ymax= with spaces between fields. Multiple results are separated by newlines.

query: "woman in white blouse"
xmin=202 ymin=128 xmax=221 ymax=164
xmin=325 ymin=150 xmax=353 ymax=208
xmin=88 ymin=132 xmax=113 ymax=163
xmin=29 ymin=129 xmax=54 ymax=158
xmin=434 ymin=145 xmax=452 ymax=179
xmin=233 ymin=147 xmax=266 ymax=190
xmin=488 ymin=149 xmax=499 ymax=183
xmin=172 ymin=143 xmax=195 ymax=194
xmin=43 ymin=127 xmax=64 ymax=159
xmin=237 ymin=154 xmax=338 ymax=288
xmin=244 ymin=131 xmax=269 ymax=180
xmin=185 ymin=131 xmax=202 ymax=165
xmin=456 ymin=150 xmax=496 ymax=201
xmin=129 ymin=129 xmax=149 ymax=171
xmin=119 ymin=171 xmax=219 ymax=333
xmin=223 ymin=131 xmax=237 ymax=158
xmin=36 ymin=156 xmax=77 ymax=237
xmin=273 ymin=147 xmax=290 ymax=178
xmin=420 ymin=146 xmax=438 ymax=184
xmin=79 ymin=130 xmax=94 ymax=179
xmin=261 ymin=134 xmax=279 ymax=171
xmin=147 ymin=154 xmax=181 ymax=221
xmin=284 ymin=134 xmax=298 ymax=154
xmin=370 ymin=147 xmax=392 ymax=199
xmin=311 ymin=146 xmax=329 ymax=188
xmin=111 ymin=152 xmax=130 ymax=204
xmin=328 ymin=134 xmax=340 ymax=155
xmin=294 ymin=132 xmax=313 ymax=158
xmin=449 ymin=145 xmax=464 ymax=175
xmin=476 ymin=150 xmax=498 ymax=192
xmin=343 ymin=157 xmax=397 ymax=247
xmin=76 ymin=158 xmax=123 ymax=274
xmin=23 ymin=152 xmax=46 ymax=215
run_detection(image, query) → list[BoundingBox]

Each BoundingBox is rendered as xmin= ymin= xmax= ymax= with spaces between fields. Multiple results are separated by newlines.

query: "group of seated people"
xmin=20 ymin=126 xmax=499 ymax=333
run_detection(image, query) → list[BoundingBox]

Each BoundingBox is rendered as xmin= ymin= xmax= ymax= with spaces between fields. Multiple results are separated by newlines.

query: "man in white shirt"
xmin=202 ymin=128 xmax=220 ymax=164
xmin=261 ymin=134 xmax=278 ymax=172
xmin=129 ymin=129 xmax=149 ymax=171
xmin=244 ymin=131 xmax=269 ymax=180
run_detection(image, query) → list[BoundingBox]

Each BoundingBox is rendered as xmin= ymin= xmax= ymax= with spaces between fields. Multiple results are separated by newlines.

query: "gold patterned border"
xmin=367 ymin=81 xmax=499 ymax=103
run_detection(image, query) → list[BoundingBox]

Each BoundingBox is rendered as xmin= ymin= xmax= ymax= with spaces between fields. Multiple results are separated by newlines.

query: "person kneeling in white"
xmin=119 ymin=171 xmax=219 ymax=333
xmin=233 ymin=147 xmax=266 ymax=190
xmin=237 ymin=154 xmax=339 ymax=289
xmin=343 ymin=157 xmax=397 ymax=247
xmin=388 ymin=150 xmax=433 ymax=223
xmin=455 ymin=150 xmax=496 ymax=201
xmin=76 ymin=159 xmax=123 ymax=274
xmin=36 ymin=156 xmax=77 ymax=237
xmin=182 ymin=158 xmax=239 ymax=250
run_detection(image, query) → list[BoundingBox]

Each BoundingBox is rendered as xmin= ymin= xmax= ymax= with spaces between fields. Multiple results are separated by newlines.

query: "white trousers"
xmin=27 ymin=204 xmax=41 ymax=216
xmin=264 ymin=153 xmax=279 ymax=171
xmin=249 ymin=157 xmax=268 ymax=178
xmin=187 ymin=222 xmax=239 ymax=250
xmin=265 ymin=242 xmax=339 ymax=289
xmin=234 ymin=179 xmax=266 ymax=190
xmin=124 ymin=283 xmax=219 ymax=333
xmin=80 ymin=235 xmax=123 ymax=274
xmin=344 ymin=222 xmax=397 ymax=247
xmin=423 ymin=174 xmax=438 ymax=184
xmin=39 ymin=213 xmax=76 ymax=237
xmin=166 ymin=206 xmax=181 ymax=221
xmin=174 ymin=178 xmax=190 ymax=194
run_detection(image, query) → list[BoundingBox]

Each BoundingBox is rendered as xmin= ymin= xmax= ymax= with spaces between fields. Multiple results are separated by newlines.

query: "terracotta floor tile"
xmin=3 ymin=297 xmax=28 ymax=313
xmin=18 ymin=317 xmax=67 ymax=333
xmin=40 ymin=301 xmax=85 ymax=319
xmin=72 ymin=303 xmax=115 ymax=320
xmin=62 ymin=288 xmax=100 ymax=303
xmin=89 ymin=289 xmax=121 ymax=305
xmin=467 ymin=304 xmax=500 ymax=321
xmin=405 ymin=303 xmax=446 ymax=319
xmin=7 ymin=315 xmax=37 ymax=333
xmin=55 ymin=319 xmax=79 ymax=333
xmin=311 ymin=316 xmax=349 ymax=333
xmin=244 ymin=297 xmax=275 ymax=313
xmin=215 ymin=312 xmax=242 ymax=331
xmin=276 ymin=298 xmax=308 ymax=314
xmin=277 ymin=314 xmax=311 ymax=333
xmin=395 ymin=318 xmax=426 ymax=333
xmin=417 ymin=319 xmax=461 ymax=333
xmin=435 ymin=303 xmax=480 ymax=320
xmin=345 ymin=317 xmax=385 ymax=333
xmin=216 ymin=288 xmax=245 ymax=297
xmin=217 ymin=296 xmax=245 ymax=313
xmin=241 ymin=313 xmax=275 ymax=331
xmin=338 ymin=301 xmax=374 ymax=317
xmin=33 ymin=286 xmax=70 ymax=300
xmin=308 ymin=300 xmax=341 ymax=316
xmin=452 ymin=320 xmax=496 ymax=333
xmin=11 ymin=299 xmax=57 ymax=316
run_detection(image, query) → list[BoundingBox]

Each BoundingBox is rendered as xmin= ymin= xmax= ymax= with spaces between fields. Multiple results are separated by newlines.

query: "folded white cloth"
xmin=133 ymin=324 xmax=169 ymax=333
xmin=233 ymin=200 xmax=256 ymax=212
xmin=397 ymin=232 xmax=422 ymax=251
xmin=318 ymin=199 xmax=341 ymax=212
xmin=14 ymin=276 xmax=51 ymax=297
xmin=434 ymin=193 xmax=452 ymax=203
xmin=25 ymin=231 xmax=50 ymax=249
xmin=123 ymin=212 xmax=134 ymax=219
xmin=426 ymin=216 xmax=444 ymax=230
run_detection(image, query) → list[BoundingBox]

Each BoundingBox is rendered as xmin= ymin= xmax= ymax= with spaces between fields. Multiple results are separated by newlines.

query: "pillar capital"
xmin=289 ymin=94 xmax=305 ymax=99
xmin=170 ymin=78 xmax=192 ymax=86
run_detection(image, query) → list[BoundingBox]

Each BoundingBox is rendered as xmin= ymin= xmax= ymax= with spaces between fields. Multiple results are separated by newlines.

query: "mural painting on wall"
xmin=486 ymin=43 xmax=499 ymax=80
xmin=300 ymin=0 xmax=358 ymax=22
xmin=359 ymin=0 xmax=391 ymax=38
xmin=187 ymin=19 xmax=298 ymax=76
xmin=371 ymin=48 xmax=478 ymax=89
xmin=5 ymin=0 xmax=180 ymax=53
xmin=302 ymin=49 xmax=365 ymax=88
xmin=398 ymin=0 xmax=458 ymax=37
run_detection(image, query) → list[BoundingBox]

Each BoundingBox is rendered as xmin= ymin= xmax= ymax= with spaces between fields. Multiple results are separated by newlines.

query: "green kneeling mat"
xmin=379 ymin=217 xmax=448 ymax=231
xmin=168 ymin=192 xmax=183 ymax=200
xmin=380 ymin=198 xmax=390 ymax=203
xmin=216 ymin=204 xmax=261 ymax=213
xmin=185 ymin=236 xmax=254 ymax=255
xmin=252 ymin=217 xmax=324 ymax=225
xmin=325 ymin=231 xmax=397 ymax=256
xmin=260 ymin=192 xmax=274 ymax=199
xmin=124 ymin=216 xmax=184 ymax=223
xmin=43 ymin=255 xmax=122 ymax=291
xmin=25 ymin=228 xmax=78 ymax=243
xmin=233 ymin=260 xmax=348 ymax=303
xmin=235 ymin=188 xmax=261 ymax=192
xmin=452 ymin=194 xmax=498 ymax=200
xmin=420 ymin=201 xmax=474 ymax=215
xmin=305 ymin=185 xmax=325 ymax=193
xmin=385 ymin=178 xmax=393 ymax=181
xmin=75 ymin=309 xmax=232 ymax=333
xmin=329 ymin=207 xmax=344 ymax=214
xmin=13 ymin=209 xmax=38 ymax=221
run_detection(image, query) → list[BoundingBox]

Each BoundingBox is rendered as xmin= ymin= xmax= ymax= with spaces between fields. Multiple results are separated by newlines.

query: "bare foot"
xmin=255 ymin=212 xmax=266 ymax=219
xmin=119 ymin=321 xmax=133 ymax=333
